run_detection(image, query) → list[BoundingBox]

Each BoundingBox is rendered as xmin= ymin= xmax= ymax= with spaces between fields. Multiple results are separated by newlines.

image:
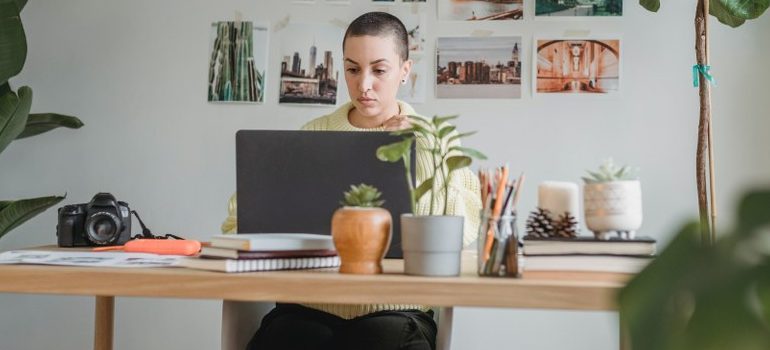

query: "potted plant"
xmin=331 ymin=183 xmax=391 ymax=274
xmin=619 ymin=189 xmax=770 ymax=350
xmin=0 ymin=0 xmax=83 ymax=240
xmin=582 ymin=159 xmax=642 ymax=240
xmin=377 ymin=115 xmax=486 ymax=276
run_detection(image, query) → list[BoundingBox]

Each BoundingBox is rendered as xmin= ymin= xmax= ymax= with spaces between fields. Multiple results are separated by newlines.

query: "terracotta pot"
xmin=331 ymin=207 xmax=392 ymax=274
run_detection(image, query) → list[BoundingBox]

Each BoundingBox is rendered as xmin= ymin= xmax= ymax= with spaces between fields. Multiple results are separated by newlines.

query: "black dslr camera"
xmin=56 ymin=193 xmax=132 ymax=247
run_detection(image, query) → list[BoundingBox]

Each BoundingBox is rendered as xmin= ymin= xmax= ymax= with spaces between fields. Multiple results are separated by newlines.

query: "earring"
xmin=401 ymin=78 xmax=407 ymax=85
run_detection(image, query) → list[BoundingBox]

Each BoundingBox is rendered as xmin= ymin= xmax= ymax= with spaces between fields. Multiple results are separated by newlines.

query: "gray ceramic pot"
xmin=401 ymin=214 xmax=464 ymax=276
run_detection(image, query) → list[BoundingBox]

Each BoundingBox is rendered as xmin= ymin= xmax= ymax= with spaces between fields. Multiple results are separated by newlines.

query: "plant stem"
xmin=403 ymin=154 xmax=416 ymax=214
xmin=695 ymin=0 xmax=713 ymax=244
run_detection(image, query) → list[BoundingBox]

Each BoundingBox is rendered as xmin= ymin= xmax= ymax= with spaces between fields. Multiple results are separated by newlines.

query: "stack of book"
xmin=179 ymin=233 xmax=340 ymax=273
xmin=521 ymin=236 xmax=656 ymax=281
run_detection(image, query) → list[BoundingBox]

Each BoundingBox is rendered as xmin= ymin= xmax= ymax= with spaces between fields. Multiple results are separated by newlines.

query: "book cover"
xmin=210 ymin=233 xmax=335 ymax=251
xmin=199 ymin=246 xmax=338 ymax=260
xmin=522 ymin=236 xmax=656 ymax=256
xmin=522 ymin=255 xmax=652 ymax=274
xmin=179 ymin=255 xmax=341 ymax=273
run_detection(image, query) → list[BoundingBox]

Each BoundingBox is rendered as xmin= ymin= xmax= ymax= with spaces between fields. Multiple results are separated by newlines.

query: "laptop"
xmin=235 ymin=130 xmax=415 ymax=258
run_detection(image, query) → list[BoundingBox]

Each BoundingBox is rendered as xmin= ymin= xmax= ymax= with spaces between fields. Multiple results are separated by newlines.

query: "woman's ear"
xmin=401 ymin=59 xmax=413 ymax=85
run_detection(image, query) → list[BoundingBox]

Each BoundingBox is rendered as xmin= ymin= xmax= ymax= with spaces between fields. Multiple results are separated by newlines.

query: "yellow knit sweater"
xmin=222 ymin=101 xmax=482 ymax=319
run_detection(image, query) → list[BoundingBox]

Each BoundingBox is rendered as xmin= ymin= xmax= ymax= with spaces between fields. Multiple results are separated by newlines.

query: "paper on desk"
xmin=0 ymin=250 xmax=182 ymax=268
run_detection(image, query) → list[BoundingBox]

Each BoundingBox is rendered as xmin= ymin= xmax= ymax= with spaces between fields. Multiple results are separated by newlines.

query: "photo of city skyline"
xmin=207 ymin=21 xmax=268 ymax=104
xmin=535 ymin=39 xmax=620 ymax=94
xmin=279 ymin=22 xmax=343 ymax=105
xmin=536 ymin=0 xmax=622 ymax=17
xmin=438 ymin=0 xmax=523 ymax=21
xmin=436 ymin=36 xmax=522 ymax=99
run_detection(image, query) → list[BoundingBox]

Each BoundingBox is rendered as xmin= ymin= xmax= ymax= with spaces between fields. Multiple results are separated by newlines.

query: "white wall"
xmin=1 ymin=0 xmax=768 ymax=349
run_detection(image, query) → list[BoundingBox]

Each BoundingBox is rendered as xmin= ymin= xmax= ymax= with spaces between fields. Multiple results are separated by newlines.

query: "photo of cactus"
xmin=436 ymin=36 xmax=522 ymax=99
xmin=279 ymin=22 xmax=343 ymax=106
xmin=207 ymin=21 xmax=268 ymax=103
xmin=536 ymin=0 xmax=622 ymax=17
xmin=535 ymin=39 xmax=620 ymax=94
xmin=438 ymin=0 xmax=523 ymax=21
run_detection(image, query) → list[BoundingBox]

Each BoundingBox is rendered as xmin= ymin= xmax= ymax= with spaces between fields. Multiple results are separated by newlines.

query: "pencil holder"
xmin=477 ymin=211 xmax=520 ymax=277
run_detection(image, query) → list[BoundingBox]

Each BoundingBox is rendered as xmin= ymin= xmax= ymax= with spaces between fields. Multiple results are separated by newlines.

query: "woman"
xmin=226 ymin=12 xmax=481 ymax=350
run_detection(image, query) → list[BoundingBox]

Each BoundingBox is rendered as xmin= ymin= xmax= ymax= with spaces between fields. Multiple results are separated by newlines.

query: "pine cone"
xmin=525 ymin=208 xmax=556 ymax=238
xmin=554 ymin=212 xmax=579 ymax=238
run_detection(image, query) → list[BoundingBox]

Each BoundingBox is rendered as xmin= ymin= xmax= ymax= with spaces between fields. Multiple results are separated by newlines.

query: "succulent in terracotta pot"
xmin=331 ymin=184 xmax=392 ymax=274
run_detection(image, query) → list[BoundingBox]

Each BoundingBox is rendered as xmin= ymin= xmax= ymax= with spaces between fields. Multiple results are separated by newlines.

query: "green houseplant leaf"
xmin=376 ymin=138 xmax=413 ymax=163
xmin=640 ymin=0 xmax=660 ymax=12
xmin=0 ymin=195 xmax=65 ymax=239
xmin=15 ymin=113 xmax=84 ymax=139
xmin=0 ymin=85 xmax=31 ymax=154
xmin=619 ymin=189 xmax=770 ymax=350
xmin=715 ymin=0 xmax=770 ymax=19
xmin=0 ymin=0 xmax=26 ymax=85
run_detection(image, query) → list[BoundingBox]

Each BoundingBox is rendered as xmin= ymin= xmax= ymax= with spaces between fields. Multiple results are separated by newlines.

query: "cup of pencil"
xmin=477 ymin=210 xmax=519 ymax=277
xmin=477 ymin=166 xmax=523 ymax=278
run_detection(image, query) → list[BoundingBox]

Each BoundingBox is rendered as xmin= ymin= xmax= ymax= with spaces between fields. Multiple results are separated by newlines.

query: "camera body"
xmin=57 ymin=193 xmax=132 ymax=247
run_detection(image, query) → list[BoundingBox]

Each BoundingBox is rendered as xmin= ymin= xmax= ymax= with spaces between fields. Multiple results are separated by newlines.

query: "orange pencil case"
xmin=93 ymin=239 xmax=201 ymax=256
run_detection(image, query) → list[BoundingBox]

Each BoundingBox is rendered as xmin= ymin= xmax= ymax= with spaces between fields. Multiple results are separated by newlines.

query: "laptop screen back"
xmin=235 ymin=130 xmax=415 ymax=258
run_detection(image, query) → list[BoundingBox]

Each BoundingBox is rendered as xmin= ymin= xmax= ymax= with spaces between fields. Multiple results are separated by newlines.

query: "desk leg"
xmin=94 ymin=296 xmax=114 ymax=350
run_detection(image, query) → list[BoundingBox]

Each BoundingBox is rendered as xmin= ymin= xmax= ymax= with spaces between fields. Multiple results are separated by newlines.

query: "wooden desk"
xmin=0 ymin=258 xmax=624 ymax=350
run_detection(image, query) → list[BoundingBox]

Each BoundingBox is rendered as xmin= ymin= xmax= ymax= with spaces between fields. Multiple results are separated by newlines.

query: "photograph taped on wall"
xmin=208 ymin=21 xmax=268 ymax=104
xmin=436 ymin=36 xmax=522 ymax=99
xmin=536 ymin=0 xmax=622 ymax=17
xmin=387 ymin=7 xmax=426 ymax=53
xmin=438 ymin=0 xmax=523 ymax=21
xmin=279 ymin=22 xmax=343 ymax=106
xmin=397 ymin=52 xmax=427 ymax=103
xmin=534 ymin=38 xmax=620 ymax=94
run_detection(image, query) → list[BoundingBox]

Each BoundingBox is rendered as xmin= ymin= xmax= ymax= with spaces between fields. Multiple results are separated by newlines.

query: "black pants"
xmin=246 ymin=303 xmax=437 ymax=350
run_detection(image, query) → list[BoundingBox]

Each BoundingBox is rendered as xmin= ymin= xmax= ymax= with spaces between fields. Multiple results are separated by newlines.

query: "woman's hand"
xmin=382 ymin=115 xmax=412 ymax=131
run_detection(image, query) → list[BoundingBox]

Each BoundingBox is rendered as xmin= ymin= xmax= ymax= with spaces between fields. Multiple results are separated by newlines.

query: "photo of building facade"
xmin=436 ymin=36 xmax=522 ymax=98
xmin=536 ymin=39 xmax=620 ymax=93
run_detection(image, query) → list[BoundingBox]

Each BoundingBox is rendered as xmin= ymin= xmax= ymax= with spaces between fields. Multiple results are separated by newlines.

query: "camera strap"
xmin=130 ymin=210 xmax=186 ymax=240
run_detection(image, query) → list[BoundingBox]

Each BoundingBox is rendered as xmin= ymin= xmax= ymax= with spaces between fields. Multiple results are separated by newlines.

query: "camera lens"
xmin=85 ymin=212 xmax=122 ymax=245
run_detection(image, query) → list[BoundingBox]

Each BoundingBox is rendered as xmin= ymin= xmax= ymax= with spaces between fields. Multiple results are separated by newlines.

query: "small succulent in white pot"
xmin=582 ymin=159 xmax=642 ymax=240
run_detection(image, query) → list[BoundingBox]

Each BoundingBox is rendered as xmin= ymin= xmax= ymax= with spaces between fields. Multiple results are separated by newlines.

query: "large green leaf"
xmin=15 ymin=113 xmax=84 ymax=139
xmin=0 ymin=0 xmax=26 ymax=85
xmin=620 ymin=190 xmax=770 ymax=350
xmin=0 ymin=85 xmax=31 ymax=154
xmin=376 ymin=138 xmax=413 ymax=163
xmin=715 ymin=0 xmax=770 ymax=19
xmin=736 ymin=189 xmax=770 ymax=236
xmin=0 ymin=195 xmax=65 ymax=239
xmin=414 ymin=176 xmax=434 ymax=203
xmin=711 ymin=0 xmax=748 ymax=26
xmin=639 ymin=0 xmax=660 ymax=12
xmin=446 ymin=155 xmax=472 ymax=172
xmin=449 ymin=146 xmax=487 ymax=160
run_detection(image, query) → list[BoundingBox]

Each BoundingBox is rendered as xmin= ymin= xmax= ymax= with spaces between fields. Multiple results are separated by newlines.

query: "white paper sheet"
xmin=0 ymin=250 xmax=182 ymax=268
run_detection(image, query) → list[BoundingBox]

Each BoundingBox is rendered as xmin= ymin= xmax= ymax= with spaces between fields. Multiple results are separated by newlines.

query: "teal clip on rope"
xmin=693 ymin=64 xmax=716 ymax=87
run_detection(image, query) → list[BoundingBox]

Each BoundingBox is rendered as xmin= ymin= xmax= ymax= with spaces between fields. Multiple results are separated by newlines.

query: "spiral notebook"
xmin=179 ymin=255 xmax=341 ymax=273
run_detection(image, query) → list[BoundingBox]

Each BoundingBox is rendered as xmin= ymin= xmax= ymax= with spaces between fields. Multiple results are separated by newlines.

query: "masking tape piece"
xmin=273 ymin=15 xmax=290 ymax=32
xmin=470 ymin=30 xmax=494 ymax=37
xmin=563 ymin=29 xmax=591 ymax=37
xmin=330 ymin=18 xmax=348 ymax=29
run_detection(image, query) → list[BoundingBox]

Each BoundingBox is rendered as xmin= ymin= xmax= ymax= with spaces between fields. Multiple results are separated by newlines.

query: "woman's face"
xmin=343 ymin=35 xmax=411 ymax=119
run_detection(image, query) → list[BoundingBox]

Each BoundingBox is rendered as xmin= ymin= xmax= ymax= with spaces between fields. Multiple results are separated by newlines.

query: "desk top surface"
xmin=0 ymin=250 xmax=624 ymax=311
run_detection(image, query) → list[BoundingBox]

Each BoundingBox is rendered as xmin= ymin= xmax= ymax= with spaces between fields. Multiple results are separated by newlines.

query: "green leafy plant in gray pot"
xmin=377 ymin=115 xmax=485 ymax=276
xmin=0 ymin=0 xmax=84 ymax=240
xmin=638 ymin=0 xmax=770 ymax=242
xmin=619 ymin=189 xmax=770 ymax=350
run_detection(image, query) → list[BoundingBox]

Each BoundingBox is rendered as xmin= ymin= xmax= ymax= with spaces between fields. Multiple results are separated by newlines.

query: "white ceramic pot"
xmin=583 ymin=180 xmax=642 ymax=240
xmin=400 ymin=214 xmax=464 ymax=276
